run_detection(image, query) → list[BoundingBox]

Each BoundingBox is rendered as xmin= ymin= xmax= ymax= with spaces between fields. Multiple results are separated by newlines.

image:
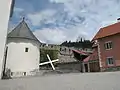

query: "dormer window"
xmin=25 ymin=48 xmax=29 ymax=52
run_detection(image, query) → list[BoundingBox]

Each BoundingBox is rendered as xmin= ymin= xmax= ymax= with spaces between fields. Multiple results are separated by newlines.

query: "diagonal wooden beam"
xmin=47 ymin=54 xmax=55 ymax=70
xmin=39 ymin=59 xmax=59 ymax=66
xmin=39 ymin=54 xmax=59 ymax=70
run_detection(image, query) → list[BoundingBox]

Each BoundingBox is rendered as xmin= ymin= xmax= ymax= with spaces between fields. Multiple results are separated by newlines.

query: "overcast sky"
xmin=9 ymin=0 xmax=120 ymax=44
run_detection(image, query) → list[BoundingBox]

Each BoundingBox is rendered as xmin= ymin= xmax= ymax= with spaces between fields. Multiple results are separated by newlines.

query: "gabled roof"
xmin=72 ymin=49 xmax=88 ymax=56
xmin=93 ymin=22 xmax=120 ymax=40
xmin=57 ymin=55 xmax=77 ymax=64
xmin=83 ymin=49 xmax=98 ymax=62
xmin=8 ymin=18 xmax=40 ymax=43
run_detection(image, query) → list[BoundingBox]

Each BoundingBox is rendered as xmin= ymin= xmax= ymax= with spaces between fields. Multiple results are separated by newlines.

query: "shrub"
xmin=40 ymin=49 xmax=59 ymax=63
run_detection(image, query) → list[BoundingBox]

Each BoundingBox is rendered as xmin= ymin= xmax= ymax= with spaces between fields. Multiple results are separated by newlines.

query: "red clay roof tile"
xmin=93 ymin=22 xmax=120 ymax=40
xmin=83 ymin=49 xmax=98 ymax=62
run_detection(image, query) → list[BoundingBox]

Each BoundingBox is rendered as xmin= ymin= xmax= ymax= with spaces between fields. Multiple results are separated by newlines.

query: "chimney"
xmin=117 ymin=18 xmax=120 ymax=22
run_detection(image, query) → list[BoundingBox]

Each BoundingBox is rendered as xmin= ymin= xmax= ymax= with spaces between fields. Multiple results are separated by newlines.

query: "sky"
xmin=9 ymin=0 xmax=120 ymax=44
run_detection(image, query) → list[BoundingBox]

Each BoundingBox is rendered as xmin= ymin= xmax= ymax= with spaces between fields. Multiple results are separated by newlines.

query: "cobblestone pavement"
xmin=0 ymin=71 xmax=120 ymax=90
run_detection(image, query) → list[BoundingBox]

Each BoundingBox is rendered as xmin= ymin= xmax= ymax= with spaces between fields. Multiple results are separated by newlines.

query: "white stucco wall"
xmin=0 ymin=0 xmax=12 ymax=79
xmin=6 ymin=38 xmax=40 ymax=77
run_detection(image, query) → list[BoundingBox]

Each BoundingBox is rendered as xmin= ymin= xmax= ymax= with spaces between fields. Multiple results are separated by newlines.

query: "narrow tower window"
xmin=23 ymin=72 xmax=26 ymax=76
xmin=11 ymin=72 xmax=13 ymax=76
xmin=25 ymin=48 xmax=29 ymax=52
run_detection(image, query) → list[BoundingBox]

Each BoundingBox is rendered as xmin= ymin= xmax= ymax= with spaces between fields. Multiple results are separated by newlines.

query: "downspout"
xmin=97 ymin=41 xmax=102 ymax=71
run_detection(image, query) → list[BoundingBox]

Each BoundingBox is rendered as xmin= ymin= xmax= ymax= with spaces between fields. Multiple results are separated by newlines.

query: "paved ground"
xmin=0 ymin=71 xmax=120 ymax=90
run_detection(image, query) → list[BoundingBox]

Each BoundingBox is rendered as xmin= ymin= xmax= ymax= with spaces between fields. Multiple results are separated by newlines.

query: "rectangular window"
xmin=51 ymin=45 xmax=53 ymax=48
xmin=25 ymin=48 xmax=29 ymax=52
xmin=11 ymin=72 xmax=13 ymax=76
xmin=104 ymin=41 xmax=113 ymax=50
xmin=106 ymin=57 xmax=114 ymax=65
xmin=23 ymin=72 xmax=26 ymax=76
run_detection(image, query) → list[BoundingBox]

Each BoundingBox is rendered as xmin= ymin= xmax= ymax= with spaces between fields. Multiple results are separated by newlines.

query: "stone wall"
xmin=101 ymin=66 xmax=120 ymax=72
xmin=56 ymin=62 xmax=82 ymax=73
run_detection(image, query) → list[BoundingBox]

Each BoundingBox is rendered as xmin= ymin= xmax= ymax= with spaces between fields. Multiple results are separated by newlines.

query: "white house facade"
xmin=0 ymin=0 xmax=13 ymax=79
xmin=6 ymin=19 xmax=41 ymax=77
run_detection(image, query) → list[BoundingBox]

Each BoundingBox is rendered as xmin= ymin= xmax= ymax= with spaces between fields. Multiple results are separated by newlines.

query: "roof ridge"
xmin=7 ymin=20 xmax=41 ymax=43
xmin=101 ymin=21 xmax=120 ymax=29
xmin=23 ymin=21 xmax=40 ymax=42
xmin=8 ymin=21 xmax=22 ymax=35
xmin=93 ymin=21 xmax=120 ymax=40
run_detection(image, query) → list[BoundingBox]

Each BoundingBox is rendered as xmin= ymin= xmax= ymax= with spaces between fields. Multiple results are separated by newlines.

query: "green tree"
xmin=40 ymin=49 xmax=59 ymax=63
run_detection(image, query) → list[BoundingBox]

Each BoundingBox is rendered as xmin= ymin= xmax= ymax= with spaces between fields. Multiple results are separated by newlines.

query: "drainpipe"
xmin=97 ymin=41 xmax=102 ymax=71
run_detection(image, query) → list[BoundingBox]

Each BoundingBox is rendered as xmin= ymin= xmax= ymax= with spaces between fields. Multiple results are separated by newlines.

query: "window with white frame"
xmin=106 ymin=57 xmax=114 ymax=65
xmin=104 ymin=41 xmax=113 ymax=50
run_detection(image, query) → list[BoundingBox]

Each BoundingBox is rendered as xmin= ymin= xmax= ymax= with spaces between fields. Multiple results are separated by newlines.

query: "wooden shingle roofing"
xmin=8 ymin=18 xmax=41 ymax=43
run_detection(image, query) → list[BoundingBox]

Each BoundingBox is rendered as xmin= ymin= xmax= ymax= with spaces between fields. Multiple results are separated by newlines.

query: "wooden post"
xmin=88 ymin=62 xmax=90 ymax=72
xmin=82 ymin=62 xmax=85 ymax=73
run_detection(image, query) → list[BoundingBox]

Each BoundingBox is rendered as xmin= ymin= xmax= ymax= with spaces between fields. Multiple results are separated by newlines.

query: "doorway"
xmin=84 ymin=64 xmax=88 ymax=72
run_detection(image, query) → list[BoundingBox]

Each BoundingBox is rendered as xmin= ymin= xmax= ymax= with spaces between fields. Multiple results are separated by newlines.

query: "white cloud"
xmin=27 ymin=0 xmax=120 ymax=44
xmin=7 ymin=23 xmax=16 ymax=33
xmin=49 ymin=0 xmax=120 ymax=24
xmin=27 ymin=9 xmax=56 ymax=26
xmin=33 ymin=25 xmax=90 ymax=44
xmin=33 ymin=28 xmax=66 ymax=44
xmin=13 ymin=7 xmax=25 ymax=19
xmin=50 ymin=0 xmax=71 ymax=3
xmin=14 ymin=7 xmax=24 ymax=13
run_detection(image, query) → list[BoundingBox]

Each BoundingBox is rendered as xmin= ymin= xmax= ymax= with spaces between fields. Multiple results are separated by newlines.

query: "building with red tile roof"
xmin=93 ymin=21 xmax=120 ymax=40
xmin=90 ymin=19 xmax=120 ymax=71
xmin=83 ymin=44 xmax=100 ymax=72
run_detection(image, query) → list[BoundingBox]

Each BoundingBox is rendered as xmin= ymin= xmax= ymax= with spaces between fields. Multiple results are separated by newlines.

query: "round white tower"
xmin=6 ymin=18 xmax=41 ymax=77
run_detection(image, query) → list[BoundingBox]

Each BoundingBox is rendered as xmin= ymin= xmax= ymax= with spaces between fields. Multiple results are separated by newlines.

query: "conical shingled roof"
xmin=8 ymin=19 xmax=40 ymax=43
